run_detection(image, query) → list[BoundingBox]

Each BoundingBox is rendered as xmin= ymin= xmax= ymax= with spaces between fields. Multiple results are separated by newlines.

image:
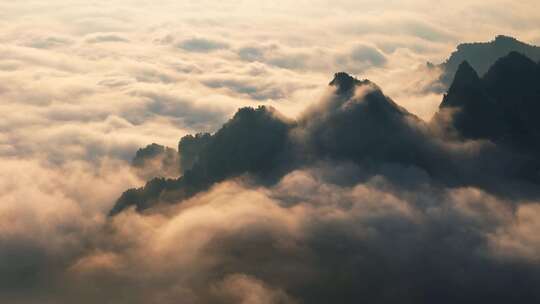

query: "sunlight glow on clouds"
xmin=1 ymin=1 xmax=540 ymax=303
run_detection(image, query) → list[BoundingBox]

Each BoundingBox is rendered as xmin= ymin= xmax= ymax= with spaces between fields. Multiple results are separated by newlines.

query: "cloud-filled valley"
xmin=1 ymin=1 xmax=540 ymax=303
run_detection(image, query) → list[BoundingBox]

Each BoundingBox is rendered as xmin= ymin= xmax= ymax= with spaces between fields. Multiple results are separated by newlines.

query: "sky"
xmin=1 ymin=1 xmax=540 ymax=303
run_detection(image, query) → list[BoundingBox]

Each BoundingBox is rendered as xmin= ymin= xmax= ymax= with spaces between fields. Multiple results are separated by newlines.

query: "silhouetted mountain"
xmin=440 ymin=61 xmax=482 ymax=109
xmin=304 ymin=73 xmax=428 ymax=166
xmin=112 ymin=66 xmax=540 ymax=215
xmin=111 ymin=106 xmax=292 ymax=215
xmin=436 ymin=52 xmax=540 ymax=154
xmin=113 ymin=73 xmax=440 ymax=215
xmin=437 ymin=35 xmax=540 ymax=88
xmin=113 ymin=73 xmax=429 ymax=215
xmin=329 ymin=72 xmax=366 ymax=94
xmin=438 ymin=61 xmax=499 ymax=139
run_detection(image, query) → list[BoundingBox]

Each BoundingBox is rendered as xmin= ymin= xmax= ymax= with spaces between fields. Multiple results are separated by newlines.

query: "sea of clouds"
xmin=1 ymin=1 xmax=540 ymax=303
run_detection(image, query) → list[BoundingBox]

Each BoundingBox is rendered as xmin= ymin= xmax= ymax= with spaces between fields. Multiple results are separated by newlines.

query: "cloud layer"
xmin=2 ymin=1 xmax=540 ymax=303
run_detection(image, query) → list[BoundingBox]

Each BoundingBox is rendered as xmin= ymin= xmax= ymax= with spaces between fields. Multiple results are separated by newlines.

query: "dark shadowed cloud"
xmin=177 ymin=38 xmax=230 ymax=53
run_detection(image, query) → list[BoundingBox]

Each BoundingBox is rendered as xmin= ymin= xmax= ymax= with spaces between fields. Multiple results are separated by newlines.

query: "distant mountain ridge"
xmin=436 ymin=35 xmax=540 ymax=88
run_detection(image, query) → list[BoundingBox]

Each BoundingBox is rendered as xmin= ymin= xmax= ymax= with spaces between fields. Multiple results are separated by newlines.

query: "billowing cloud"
xmin=1 ymin=0 xmax=540 ymax=303
xmin=3 ymin=161 xmax=540 ymax=303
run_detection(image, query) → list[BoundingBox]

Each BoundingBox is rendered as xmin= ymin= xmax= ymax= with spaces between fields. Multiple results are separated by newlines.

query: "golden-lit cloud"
xmin=1 ymin=1 xmax=540 ymax=303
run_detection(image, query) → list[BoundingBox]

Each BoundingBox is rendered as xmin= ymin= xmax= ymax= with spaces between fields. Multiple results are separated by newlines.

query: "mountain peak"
xmin=494 ymin=35 xmax=518 ymax=44
xmin=491 ymin=51 xmax=536 ymax=68
xmin=483 ymin=51 xmax=540 ymax=102
xmin=439 ymin=61 xmax=484 ymax=110
xmin=329 ymin=72 xmax=369 ymax=93
xmin=484 ymin=51 xmax=538 ymax=86
xmin=452 ymin=61 xmax=481 ymax=86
